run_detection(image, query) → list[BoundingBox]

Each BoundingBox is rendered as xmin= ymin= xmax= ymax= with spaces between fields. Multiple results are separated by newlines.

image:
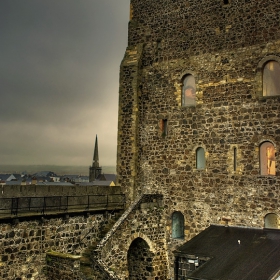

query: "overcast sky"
xmin=0 ymin=0 xmax=130 ymax=166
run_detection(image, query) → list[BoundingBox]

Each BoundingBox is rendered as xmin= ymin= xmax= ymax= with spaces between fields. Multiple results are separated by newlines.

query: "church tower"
xmin=89 ymin=135 xmax=102 ymax=181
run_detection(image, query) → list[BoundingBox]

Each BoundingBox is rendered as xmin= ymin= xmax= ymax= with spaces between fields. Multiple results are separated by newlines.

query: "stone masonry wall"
xmin=116 ymin=0 xmax=280 ymax=278
xmin=117 ymin=44 xmax=143 ymax=204
xmin=97 ymin=194 xmax=168 ymax=280
xmin=45 ymin=251 xmax=82 ymax=280
xmin=0 ymin=213 xmax=109 ymax=280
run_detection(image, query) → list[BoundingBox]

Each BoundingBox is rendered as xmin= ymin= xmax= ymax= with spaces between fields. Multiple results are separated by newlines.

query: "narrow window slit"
xmin=161 ymin=119 xmax=168 ymax=138
xmin=233 ymin=147 xmax=237 ymax=172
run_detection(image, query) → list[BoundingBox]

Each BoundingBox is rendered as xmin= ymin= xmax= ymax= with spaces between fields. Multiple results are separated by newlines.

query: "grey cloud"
xmin=0 ymin=0 xmax=129 ymax=166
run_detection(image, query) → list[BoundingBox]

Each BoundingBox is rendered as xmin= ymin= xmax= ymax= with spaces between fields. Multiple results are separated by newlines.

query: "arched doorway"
xmin=127 ymin=237 xmax=154 ymax=279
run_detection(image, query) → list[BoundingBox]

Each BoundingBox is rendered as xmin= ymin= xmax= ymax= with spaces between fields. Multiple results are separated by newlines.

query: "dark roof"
xmin=61 ymin=175 xmax=79 ymax=179
xmin=96 ymin=173 xmax=116 ymax=182
xmin=174 ymin=225 xmax=280 ymax=280
xmin=13 ymin=174 xmax=22 ymax=179
xmin=0 ymin=174 xmax=16 ymax=181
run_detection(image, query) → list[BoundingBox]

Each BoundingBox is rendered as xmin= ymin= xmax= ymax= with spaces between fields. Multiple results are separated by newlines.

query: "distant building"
xmin=89 ymin=135 xmax=102 ymax=181
xmin=32 ymin=171 xmax=60 ymax=183
xmin=0 ymin=174 xmax=17 ymax=183
xmin=61 ymin=175 xmax=89 ymax=183
xmin=33 ymin=171 xmax=58 ymax=177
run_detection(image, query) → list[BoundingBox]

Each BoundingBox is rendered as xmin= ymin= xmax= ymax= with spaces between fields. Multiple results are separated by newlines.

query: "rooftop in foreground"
xmin=174 ymin=225 xmax=280 ymax=280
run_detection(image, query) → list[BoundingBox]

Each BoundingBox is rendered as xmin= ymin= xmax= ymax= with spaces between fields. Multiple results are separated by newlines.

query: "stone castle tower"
xmin=2 ymin=1 xmax=280 ymax=279
xmin=112 ymin=0 xmax=280 ymax=278
xmin=89 ymin=135 xmax=102 ymax=181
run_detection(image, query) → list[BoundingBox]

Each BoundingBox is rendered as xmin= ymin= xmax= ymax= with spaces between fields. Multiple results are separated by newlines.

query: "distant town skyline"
xmin=0 ymin=0 xmax=130 ymax=166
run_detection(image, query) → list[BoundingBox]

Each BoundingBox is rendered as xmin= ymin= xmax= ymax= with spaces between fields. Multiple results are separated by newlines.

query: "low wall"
xmin=46 ymin=251 xmax=82 ymax=280
xmin=0 ymin=212 xmax=115 ymax=280
xmin=0 ymin=185 xmax=124 ymax=219
xmin=0 ymin=185 xmax=122 ymax=198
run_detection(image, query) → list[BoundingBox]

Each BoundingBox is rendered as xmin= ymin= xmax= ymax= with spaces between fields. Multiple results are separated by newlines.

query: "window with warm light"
xmin=260 ymin=141 xmax=276 ymax=175
xmin=263 ymin=61 xmax=280 ymax=97
xmin=182 ymin=75 xmax=196 ymax=106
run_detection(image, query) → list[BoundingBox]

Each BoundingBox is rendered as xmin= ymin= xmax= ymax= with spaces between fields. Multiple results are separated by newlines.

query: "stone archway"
xmin=127 ymin=237 xmax=154 ymax=280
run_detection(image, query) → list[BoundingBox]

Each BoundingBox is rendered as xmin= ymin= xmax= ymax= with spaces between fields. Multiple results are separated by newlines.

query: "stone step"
xmin=79 ymin=213 xmax=124 ymax=279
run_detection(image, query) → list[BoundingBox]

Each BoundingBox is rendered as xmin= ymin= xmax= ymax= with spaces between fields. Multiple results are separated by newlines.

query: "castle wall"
xmin=0 ymin=211 xmax=118 ymax=279
xmin=117 ymin=44 xmax=143 ymax=203
xmin=116 ymin=0 xmax=280 ymax=278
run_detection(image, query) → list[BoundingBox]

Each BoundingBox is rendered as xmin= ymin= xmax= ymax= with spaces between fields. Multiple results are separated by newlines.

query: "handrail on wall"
xmin=0 ymin=194 xmax=126 ymax=217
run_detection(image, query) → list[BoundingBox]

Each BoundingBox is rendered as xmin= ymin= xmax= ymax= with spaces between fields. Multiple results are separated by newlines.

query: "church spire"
xmin=92 ymin=134 xmax=99 ymax=167
xmin=89 ymin=134 xmax=102 ymax=182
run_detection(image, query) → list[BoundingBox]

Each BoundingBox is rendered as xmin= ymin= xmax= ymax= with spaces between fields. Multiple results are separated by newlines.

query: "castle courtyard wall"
xmin=116 ymin=0 xmax=280 ymax=278
xmin=0 ymin=211 xmax=114 ymax=279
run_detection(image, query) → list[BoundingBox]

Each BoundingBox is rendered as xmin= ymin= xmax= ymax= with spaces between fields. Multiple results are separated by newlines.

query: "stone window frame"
xmin=160 ymin=119 xmax=168 ymax=138
xmin=157 ymin=114 xmax=169 ymax=139
xmin=171 ymin=211 xmax=185 ymax=239
xmin=126 ymin=233 xmax=156 ymax=254
xmin=256 ymin=55 xmax=280 ymax=100
xmin=259 ymin=140 xmax=277 ymax=176
xmin=180 ymin=71 xmax=197 ymax=108
xmin=194 ymin=145 xmax=207 ymax=170
xmin=227 ymin=144 xmax=242 ymax=174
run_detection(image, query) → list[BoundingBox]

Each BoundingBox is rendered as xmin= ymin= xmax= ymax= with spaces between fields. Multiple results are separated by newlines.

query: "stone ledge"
xmin=46 ymin=251 xmax=81 ymax=260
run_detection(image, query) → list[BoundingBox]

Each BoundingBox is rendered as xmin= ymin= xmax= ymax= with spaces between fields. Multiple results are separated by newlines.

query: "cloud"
xmin=0 ymin=0 xmax=129 ymax=166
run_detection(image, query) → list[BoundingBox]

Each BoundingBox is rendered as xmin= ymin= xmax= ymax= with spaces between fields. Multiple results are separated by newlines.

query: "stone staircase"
xmin=79 ymin=212 xmax=123 ymax=279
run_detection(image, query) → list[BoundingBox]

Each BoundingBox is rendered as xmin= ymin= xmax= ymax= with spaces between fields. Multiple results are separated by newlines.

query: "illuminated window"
xmin=196 ymin=147 xmax=206 ymax=169
xmin=263 ymin=61 xmax=280 ymax=97
xmin=160 ymin=119 xmax=168 ymax=137
xmin=172 ymin=212 xmax=184 ymax=239
xmin=264 ymin=213 xmax=279 ymax=229
xmin=260 ymin=141 xmax=276 ymax=175
xmin=182 ymin=75 xmax=196 ymax=106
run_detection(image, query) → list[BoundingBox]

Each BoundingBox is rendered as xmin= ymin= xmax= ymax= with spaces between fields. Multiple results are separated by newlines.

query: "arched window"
xmin=264 ymin=213 xmax=279 ymax=229
xmin=260 ymin=141 xmax=276 ymax=175
xmin=172 ymin=212 xmax=184 ymax=239
xmin=196 ymin=147 xmax=206 ymax=169
xmin=263 ymin=61 xmax=280 ymax=97
xmin=182 ymin=74 xmax=196 ymax=106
